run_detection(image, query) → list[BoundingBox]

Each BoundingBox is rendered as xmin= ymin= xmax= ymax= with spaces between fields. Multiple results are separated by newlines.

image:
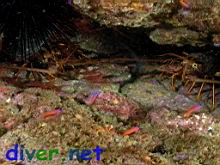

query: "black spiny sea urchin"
xmin=0 ymin=0 xmax=76 ymax=62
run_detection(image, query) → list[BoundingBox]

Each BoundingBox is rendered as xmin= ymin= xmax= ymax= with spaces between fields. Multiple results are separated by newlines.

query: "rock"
xmin=72 ymin=0 xmax=220 ymax=47
xmin=149 ymin=28 xmax=206 ymax=46
xmin=212 ymin=34 xmax=220 ymax=47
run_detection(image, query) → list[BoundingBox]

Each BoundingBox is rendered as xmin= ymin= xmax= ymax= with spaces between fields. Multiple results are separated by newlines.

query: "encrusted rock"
xmin=72 ymin=0 xmax=220 ymax=47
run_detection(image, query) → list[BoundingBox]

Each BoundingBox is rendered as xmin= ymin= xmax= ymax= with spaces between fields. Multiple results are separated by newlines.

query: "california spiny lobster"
xmin=0 ymin=46 xmax=219 ymax=111
xmin=67 ymin=51 xmax=220 ymax=111
xmin=150 ymin=52 xmax=220 ymax=111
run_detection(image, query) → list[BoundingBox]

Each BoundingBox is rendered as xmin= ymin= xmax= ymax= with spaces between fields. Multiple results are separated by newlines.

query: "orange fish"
xmin=179 ymin=0 xmax=190 ymax=9
xmin=122 ymin=126 xmax=140 ymax=136
xmin=3 ymin=117 xmax=17 ymax=129
xmin=41 ymin=108 xmax=63 ymax=120
xmin=183 ymin=104 xmax=202 ymax=118
xmin=0 ymin=87 xmax=12 ymax=92
xmin=84 ymin=90 xmax=101 ymax=105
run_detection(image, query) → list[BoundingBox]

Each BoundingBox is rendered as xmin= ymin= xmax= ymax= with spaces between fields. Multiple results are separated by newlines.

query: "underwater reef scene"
xmin=0 ymin=0 xmax=220 ymax=165
xmin=0 ymin=58 xmax=219 ymax=165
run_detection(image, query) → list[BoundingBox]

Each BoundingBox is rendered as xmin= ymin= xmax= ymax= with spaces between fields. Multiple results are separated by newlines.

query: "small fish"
xmin=0 ymin=87 xmax=12 ymax=93
xmin=41 ymin=108 xmax=63 ymax=120
xmin=183 ymin=104 xmax=202 ymax=118
xmin=3 ymin=117 xmax=17 ymax=129
xmin=121 ymin=126 xmax=140 ymax=136
xmin=84 ymin=90 xmax=101 ymax=105
xmin=179 ymin=0 xmax=190 ymax=9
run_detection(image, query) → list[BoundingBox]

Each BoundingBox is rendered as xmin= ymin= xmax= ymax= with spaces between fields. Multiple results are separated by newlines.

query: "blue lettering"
xmin=68 ymin=149 xmax=80 ymax=160
xmin=80 ymin=149 xmax=92 ymax=160
xmin=5 ymin=144 xmax=18 ymax=161
xmin=20 ymin=145 xmax=24 ymax=160
xmin=93 ymin=146 xmax=104 ymax=161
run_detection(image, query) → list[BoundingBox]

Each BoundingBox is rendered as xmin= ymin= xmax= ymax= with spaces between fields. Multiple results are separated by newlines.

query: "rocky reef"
xmin=0 ymin=1 xmax=219 ymax=165
xmin=0 ymin=63 xmax=219 ymax=164
xmin=72 ymin=0 xmax=220 ymax=47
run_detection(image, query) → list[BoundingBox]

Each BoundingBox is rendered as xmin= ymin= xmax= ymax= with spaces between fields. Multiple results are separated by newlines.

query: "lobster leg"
xmin=196 ymin=81 xmax=205 ymax=101
xmin=186 ymin=77 xmax=219 ymax=111
xmin=184 ymin=79 xmax=190 ymax=87
xmin=187 ymin=81 xmax=196 ymax=94
xmin=211 ymin=82 xmax=215 ymax=111
xmin=171 ymin=73 xmax=179 ymax=91
xmin=181 ymin=65 xmax=187 ymax=81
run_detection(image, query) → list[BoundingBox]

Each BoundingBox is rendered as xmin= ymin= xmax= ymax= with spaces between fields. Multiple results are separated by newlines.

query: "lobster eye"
xmin=192 ymin=63 xmax=198 ymax=70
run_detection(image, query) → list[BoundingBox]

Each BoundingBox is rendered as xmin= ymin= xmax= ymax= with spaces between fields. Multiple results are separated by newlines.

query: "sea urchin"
xmin=0 ymin=0 xmax=76 ymax=62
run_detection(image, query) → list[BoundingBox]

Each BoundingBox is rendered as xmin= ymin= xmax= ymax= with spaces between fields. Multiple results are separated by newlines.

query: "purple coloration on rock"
xmin=84 ymin=90 xmax=102 ymax=105
xmin=93 ymin=92 xmax=141 ymax=120
xmin=173 ymin=152 xmax=189 ymax=161
xmin=67 ymin=0 xmax=72 ymax=5
xmin=148 ymin=107 xmax=217 ymax=134
xmin=55 ymin=108 xmax=63 ymax=112
xmin=149 ymin=79 xmax=157 ymax=84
